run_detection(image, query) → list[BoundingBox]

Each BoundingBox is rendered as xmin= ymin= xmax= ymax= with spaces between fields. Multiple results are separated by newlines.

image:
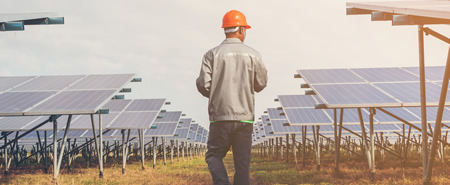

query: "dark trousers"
xmin=205 ymin=121 xmax=253 ymax=185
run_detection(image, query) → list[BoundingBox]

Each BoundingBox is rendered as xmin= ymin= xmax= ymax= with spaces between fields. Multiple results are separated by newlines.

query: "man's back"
xmin=196 ymin=38 xmax=267 ymax=121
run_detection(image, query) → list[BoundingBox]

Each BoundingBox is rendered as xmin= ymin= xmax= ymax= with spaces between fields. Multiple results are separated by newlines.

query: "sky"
xmin=1 ymin=0 xmax=450 ymax=129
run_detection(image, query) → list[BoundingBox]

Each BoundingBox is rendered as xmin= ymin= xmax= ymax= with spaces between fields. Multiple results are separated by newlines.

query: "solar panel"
xmin=154 ymin=111 xmax=182 ymax=123
xmin=0 ymin=116 xmax=46 ymax=131
xmin=18 ymin=130 xmax=54 ymax=140
xmin=11 ymin=75 xmax=84 ymax=91
xmin=407 ymin=107 xmax=450 ymax=124
xmin=69 ymin=113 xmax=119 ymax=130
xmin=125 ymin=99 xmax=165 ymax=112
xmin=297 ymin=68 xmax=365 ymax=84
xmin=0 ymin=74 xmax=135 ymax=116
xmin=261 ymin=115 xmax=270 ymax=125
xmin=107 ymin=112 xmax=159 ymax=130
xmin=0 ymin=91 xmax=57 ymax=116
xmin=191 ymin=123 xmax=199 ymax=132
xmin=0 ymin=76 xmax=35 ymax=92
xmin=342 ymin=124 xmax=366 ymax=132
xmin=168 ymin=128 xmax=189 ymax=140
xmin=312 ymin=84 xmax=400 ymax=108
xmin=101 ymin=99 xmax=132 ymax=112
xmin=55 ymin=130 xmax=87 ymax=138
xmin=271 ymin=119 xmax=301 ymax=134
xmin=402 ymin=66 xmax=444 ymax=81
xmin=278 ymin=95 xmax=317 ymax=108
xmin=324 ymin=109 xmax=371 ymax=124
xmin=187 ymin=130 xmax=197 ymax=141
xmin=374 ymin=82 xmax=450 ymax=106
xmin=35 ymin=115 xmax=80 ymax=131
xmin=284 ymin=108 xmax=333 ymax=126
xmin=372 ymin=124 xmax=401 ymax=132
xmin=374 ymin=108 xmax=421 ymax=123
xmin=26 ymin=90 xmax=117 ymax=115
xmin=67 ymin=74 xmax=134 ymax=90
xmin=178 ymin=118 xmax=192 ymax=128
xmin=267 ymin=108 xmax=286 ymax=120
xmin=350 ymin=68 xmax=418 ymax=82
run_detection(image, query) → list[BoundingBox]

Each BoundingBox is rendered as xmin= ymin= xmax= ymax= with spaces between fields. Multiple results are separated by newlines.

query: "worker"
xmin=196 ymin=10 xmax=268 ymax=185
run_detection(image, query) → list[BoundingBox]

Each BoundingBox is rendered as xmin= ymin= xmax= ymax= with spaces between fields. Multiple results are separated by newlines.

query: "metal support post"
xmin=425 ymin=46 xmax=450 ymax=183
xmin=418 ymin=25 xmax=430 ymax=184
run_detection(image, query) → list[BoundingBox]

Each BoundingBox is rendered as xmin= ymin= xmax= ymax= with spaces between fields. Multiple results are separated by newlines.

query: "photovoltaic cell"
xmin=11 ymin=75 xmax=84 ymax=91
xmin=324 ymin=109 xmax=371 ymax=124
xmin=178 ymin=118 xmax=192 ymax=128
xmin=27 ymin=90 xmax=116 ymax=115
xmin=0 ymin=116 xmax=45 ymax=131
xmin=145 ymin=122 xmax=178 ymax=136
xmin=267 ymin=108 xmax=286 ymax=120
xmin=169 ymin=128 xmax=189 ymax=140
xmin=372 ymin=124 xmax=400 ymax=132
xmin=0 ymin=76 xmax=35 ymax=92
xmin=350 ymin=68 xmax=418 ymax=82
xmin=56 ymin=130 xmax=87 ymax=138
xmin=407 ymin=107 xmax=450 ymax=123
xmin=261 ymin=115 xmax=270 ymax=125
xmin=107 ymin=112 xmax=159 ymax=129
xmin=187 ymin=131 xmax=197 ymax=141
xmin=0 ymin=91 xmax=57 ymax=115
xmin=342 ymin=124 xmax=366 ymax=132
xmin=101 ymin=100 xmax=132 ymax=112
xmin=297 ymin=69 xmax=365 ymax=84
xmin=67 ymin=74 xmax=134 ymax=90
xmin=374 ymin=82 xmax=450 ymax=105
xmin=154 ymin=111 xmax=182 ymax=123
xmin=125 ymin=99 xmax=165 ymax=112
xmin=190 ymin=123 xmax=199 ymax=132
xmin=271 ymin=119 xmax=301 ymax=134
xmin=284 ymin=108 xmax=332 ymax=125
xmin=70 ymin=113 xmax=119 ymax=130
xmin=374 ymin=108 xmax=421 ymax=123
xmin=402 ymin=66 xmax=444 ymax=81
xmin=278 ymin=95 xmax=318 ymax=108
xmin=312 ymin=84 xmax=400 ymax=107
xmin=36 ymin=115 xmax=80 ymax=131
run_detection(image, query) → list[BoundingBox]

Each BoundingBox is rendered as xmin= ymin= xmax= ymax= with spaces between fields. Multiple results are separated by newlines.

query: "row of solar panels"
xmin=252 ymin=66 xmax=450 ymax=144
xmin=0 ymin=74 xmax=208 ymax=148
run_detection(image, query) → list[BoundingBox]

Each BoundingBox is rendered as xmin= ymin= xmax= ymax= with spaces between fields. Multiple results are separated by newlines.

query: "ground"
xmin=1 ymin=152 xmax=450 ymax=184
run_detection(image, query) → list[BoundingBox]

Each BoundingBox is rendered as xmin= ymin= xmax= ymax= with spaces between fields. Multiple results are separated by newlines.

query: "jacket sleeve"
xmin=196 ymin=51 xmax=213 ymax=98
xmin=254 ymin=54 xmax=268 ymax=93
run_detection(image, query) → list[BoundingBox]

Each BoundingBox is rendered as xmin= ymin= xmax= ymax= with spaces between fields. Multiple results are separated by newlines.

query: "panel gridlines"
xmin=0 ymin=74 xmax=135 ymax=116
xmin=297 ymin=66 xmax=450 ymax=108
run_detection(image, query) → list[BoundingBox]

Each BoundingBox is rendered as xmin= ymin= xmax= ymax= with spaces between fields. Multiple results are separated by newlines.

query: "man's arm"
xmin=254 ymin=55 xmax=268 ymax=92
xmin=196 ymin=52 xmax=213 ymax=97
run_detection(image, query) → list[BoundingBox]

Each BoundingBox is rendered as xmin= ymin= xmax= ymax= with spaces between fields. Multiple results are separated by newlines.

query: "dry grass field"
xmin=2 ymin=152 xmax=450 ymax=184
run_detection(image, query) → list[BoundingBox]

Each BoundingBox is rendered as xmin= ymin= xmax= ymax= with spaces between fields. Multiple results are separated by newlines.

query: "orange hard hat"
xmin=222 ymin=10 xmax=251 ymax=29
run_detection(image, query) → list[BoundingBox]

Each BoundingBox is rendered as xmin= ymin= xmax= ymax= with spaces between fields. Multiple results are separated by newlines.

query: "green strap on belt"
xmin=210 ymin=120 xmax=254 ymax=124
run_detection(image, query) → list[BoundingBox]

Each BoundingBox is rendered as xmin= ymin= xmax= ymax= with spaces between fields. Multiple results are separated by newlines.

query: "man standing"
xmin=196 ymin=10 xmax=268 ymax=185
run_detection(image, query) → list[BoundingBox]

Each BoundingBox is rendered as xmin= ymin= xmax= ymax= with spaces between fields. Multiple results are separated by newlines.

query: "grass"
xmin=2 ymin=152 xmax=450 ymax=184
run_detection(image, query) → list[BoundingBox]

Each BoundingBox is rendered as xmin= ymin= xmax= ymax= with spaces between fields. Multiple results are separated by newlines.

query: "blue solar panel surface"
xmin=0 ymin=74 xmax=135 ymax=116
xmin=297 ymin=69 xmax=365 ymax=84
xmin=145 ymin=122 xmax=178 ymax=136
xmin=312 ymin=84 xmax=400 ymax=107
xmin=278 ymin=95 xmax=317 ymax=108
xmin=0 ymin=76 xmax=35 ymax=92
xmin=350 ymin=68 xmax=418 ymax=82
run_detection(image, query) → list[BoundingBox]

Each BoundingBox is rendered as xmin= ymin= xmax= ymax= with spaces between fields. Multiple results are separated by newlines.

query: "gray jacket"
xmin=196 ymin=38 xmax=268 ymax=122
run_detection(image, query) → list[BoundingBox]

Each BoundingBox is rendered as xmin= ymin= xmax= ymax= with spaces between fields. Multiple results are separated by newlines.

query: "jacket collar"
xmin=222 ymin=38 xmax=243 ymax=44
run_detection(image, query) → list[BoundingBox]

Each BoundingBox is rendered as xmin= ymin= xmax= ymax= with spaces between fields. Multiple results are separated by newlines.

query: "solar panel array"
xmin=0 ymin=74 xmax=135 ymax=116
xmin=297 ymin=66 xmax=449 ymax=108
